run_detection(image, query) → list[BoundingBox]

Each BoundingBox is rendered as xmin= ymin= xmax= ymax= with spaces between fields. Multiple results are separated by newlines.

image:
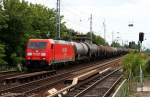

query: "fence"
xmin=112 ymin=79 xmax=129 ymax=97
xmin=112 ymin=75 xmax=150 ymax=97
xmin=0 ymin=65 xmax=17 ymax=72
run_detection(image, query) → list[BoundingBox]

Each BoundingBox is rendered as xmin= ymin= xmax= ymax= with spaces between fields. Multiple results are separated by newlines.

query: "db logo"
xmin=35 ymin=50 xmax=39 ymax=53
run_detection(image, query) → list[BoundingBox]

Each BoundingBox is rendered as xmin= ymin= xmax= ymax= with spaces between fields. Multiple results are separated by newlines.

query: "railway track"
xmin=0 ymin=70 xmax=18 ymax=77
xmin=0 ymin=71 xmax=26 ymax=90
xmin=42 ymin=58 xmax=122 ymax=97
xmin=0 ymin=58 xmax=118 ymax=86
xmin=65 ymin=68 xmax=122 ymax=97
xmin=3 ymin=70 xmax=56 ymax=84
xmin=0 ymin=56 xmax=120 ymax=85
xmin=0 ymin=70 xmax=56 ymax=91
xmin=0 ymin=72 xmax=25 ymax=83
xmin=0 ymin=57 xmax=121 ymax=97
xmin=0 ymin=72 xmax=72 ymax=96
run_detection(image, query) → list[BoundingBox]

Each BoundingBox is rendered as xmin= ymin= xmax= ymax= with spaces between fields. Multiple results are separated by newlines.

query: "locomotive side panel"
xmin=53 ymin=42 xmax=75 ymax=63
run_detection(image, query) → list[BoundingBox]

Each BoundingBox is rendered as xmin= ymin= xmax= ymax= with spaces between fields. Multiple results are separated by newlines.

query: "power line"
xmin=61 ymin=3 xmax=90 ymax=16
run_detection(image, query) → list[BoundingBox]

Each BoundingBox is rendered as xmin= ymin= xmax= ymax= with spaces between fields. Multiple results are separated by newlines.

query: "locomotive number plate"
xmin=33 ymin=53 xmax=40 ymax=56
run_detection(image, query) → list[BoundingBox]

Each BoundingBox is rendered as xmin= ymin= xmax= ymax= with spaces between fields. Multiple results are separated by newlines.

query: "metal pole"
xmin=112 ymin=31 xmax=114 ymax=43
xmin=103 ymin=19 xmax=106 ymax=41
xmin=90 ymin=14 xmax=92 ymax=44
xmin=140 ymin=41 xmax=142 ymax=52
xmin=140 ymin=64 xmax=143 ymax=91
xmin=139 ymin=41 xmax=143 ymax=91
xmin=56 ymin=0 xmax=60 ymax=39
xmin=122 ymin=40 xmax=123 ymax=46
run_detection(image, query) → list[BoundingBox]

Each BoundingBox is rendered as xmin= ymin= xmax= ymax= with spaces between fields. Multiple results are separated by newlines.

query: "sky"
xmin=25 ymin=0 xmax=150 ymax=49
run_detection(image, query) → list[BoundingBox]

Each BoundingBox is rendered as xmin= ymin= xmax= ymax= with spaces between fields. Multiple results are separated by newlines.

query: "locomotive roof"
xmin=54 ymin=40 xmax=70 ymax=44
xmin=29 ymin=39 xmax=71 ymax=44
xmin=29 ymin=39 xmax=54 ymax=43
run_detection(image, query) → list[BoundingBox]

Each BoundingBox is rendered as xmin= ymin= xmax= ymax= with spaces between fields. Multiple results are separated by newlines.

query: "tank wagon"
xmin=25 ymin=39 xmax=128 ymax=69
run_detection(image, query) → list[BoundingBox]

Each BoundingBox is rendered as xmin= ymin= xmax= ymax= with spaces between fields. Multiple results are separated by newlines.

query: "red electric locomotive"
xmin=25 ymin=38 xmax=129 ymax=70
xmin=25 ymin=39 xmax=75 ymax=69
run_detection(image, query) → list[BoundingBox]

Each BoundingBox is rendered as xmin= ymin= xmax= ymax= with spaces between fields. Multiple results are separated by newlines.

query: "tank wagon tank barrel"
xmin=72 ymin=42 xmax=89 ymax=60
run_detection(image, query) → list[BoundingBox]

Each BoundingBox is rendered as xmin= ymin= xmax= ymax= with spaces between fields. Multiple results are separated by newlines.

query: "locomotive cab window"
xmin=28 ymin=42 xmax=47 ymax=49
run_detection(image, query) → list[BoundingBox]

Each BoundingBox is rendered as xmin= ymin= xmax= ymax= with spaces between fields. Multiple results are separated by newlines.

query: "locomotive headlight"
xmin=42 ymin=58 xmax=46 ymax=60
xmin=27 ymin=52 xmax=32 ymax=56
xmin=41 ymin=53 xmax=46 ymax=56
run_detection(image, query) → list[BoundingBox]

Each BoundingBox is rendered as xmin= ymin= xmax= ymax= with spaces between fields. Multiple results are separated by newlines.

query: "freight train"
xmin=25 ymin=39 xmax=129 ymax=69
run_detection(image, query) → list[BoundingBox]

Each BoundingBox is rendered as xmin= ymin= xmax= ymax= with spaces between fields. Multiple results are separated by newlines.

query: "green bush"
xmin=0 ymin=43 xmax=7 ymax=65
xmin=146 ymin=61 xmax=150 ymax=73
xmin=123 ymin=52 xmax=149 ymax=79
xmin=11 ymin=53 xmax=24 ymax=71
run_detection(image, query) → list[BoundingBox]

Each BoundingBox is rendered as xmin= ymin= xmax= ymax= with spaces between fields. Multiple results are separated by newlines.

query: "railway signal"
xmin=128 ymin=24 xmax=134 ymax=27
xmin=138 ymin=32 xmax=144 ymax=91
xmin=139 ymin=32 xmax=144 ymax=43
xmin=138 ymin=32 xmax=144 ymax=52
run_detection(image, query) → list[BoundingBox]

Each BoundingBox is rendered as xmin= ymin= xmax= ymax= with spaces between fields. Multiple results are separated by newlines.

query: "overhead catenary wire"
xmin=61 ymin=1 xmax=94 ymax=31
xmin=60 ymin=4 xmax=90 ymax=33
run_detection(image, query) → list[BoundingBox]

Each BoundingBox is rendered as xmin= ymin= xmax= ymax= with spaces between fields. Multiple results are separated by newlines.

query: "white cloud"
xmin=25 ymin=0 xmax=150 ymax=48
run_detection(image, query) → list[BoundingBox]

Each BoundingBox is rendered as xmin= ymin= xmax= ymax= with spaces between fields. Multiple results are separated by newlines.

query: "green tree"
xmin=86 ymin=32 xmax=107 ymax=45
xmin=122 ymin=52 xmax=149 ymax=93
xmin=0 ymin=0 xmax=8 ymax=30
xmin=0 ymin=0 xmax=30 ymax=64
xmin=28 ymin=3 xmax=56 ymax=38
xmin=111 ymin=41 xmax=121 ymax=47
xmin=129 ymin=41 xmax=139 ymax=49
xmin=0 ymin=0 xmax=68 ymax=66
xmin=0 ymin=43 xmax=7 ymax=65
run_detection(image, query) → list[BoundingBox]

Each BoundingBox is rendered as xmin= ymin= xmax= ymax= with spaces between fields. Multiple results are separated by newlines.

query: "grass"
xmin=121 ymin=52 xmax=150 ymax=97
xmin=123 ymin=52 xmax=149 ymax=79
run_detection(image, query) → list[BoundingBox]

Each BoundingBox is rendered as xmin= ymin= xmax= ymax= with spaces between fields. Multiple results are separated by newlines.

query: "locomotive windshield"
xmin=28 ymin=42 xmax=47 ymax=49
